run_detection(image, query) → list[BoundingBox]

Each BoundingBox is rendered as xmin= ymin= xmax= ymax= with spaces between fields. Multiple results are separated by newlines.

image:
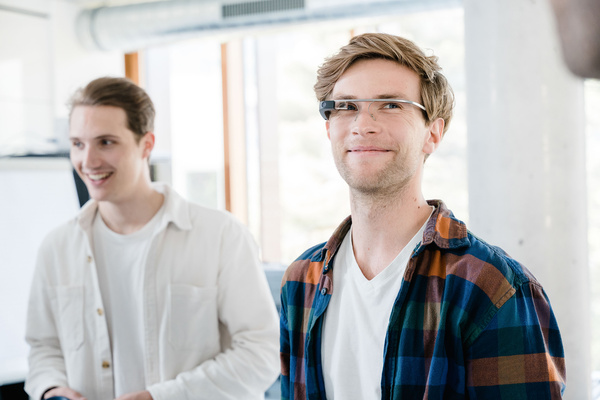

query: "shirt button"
xmin=102 ymin=361 xmax=110 ymax=369
xmin=87 ymin=255 xmax=93 ymax=263
xmin=97 ymin=308 xmax=104 ymax=316
xmin=321 ymin=288 xmax=327 ymax=295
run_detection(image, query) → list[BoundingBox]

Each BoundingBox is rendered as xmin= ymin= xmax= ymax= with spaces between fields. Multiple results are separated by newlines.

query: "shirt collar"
xmin=151 ymin=183 xmax=192 ymax=231
xmin=422 ymin=200 xmax=470 ymax=249
xmin=76 ymin=183 xmax=193 ymax=233
xmin=322 ymin=199 xmax=470 ymax=262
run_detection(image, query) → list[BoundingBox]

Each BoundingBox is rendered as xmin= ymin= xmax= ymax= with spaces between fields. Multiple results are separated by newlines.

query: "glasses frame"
xmin=319 ymin=98 xmax=427 ymax=121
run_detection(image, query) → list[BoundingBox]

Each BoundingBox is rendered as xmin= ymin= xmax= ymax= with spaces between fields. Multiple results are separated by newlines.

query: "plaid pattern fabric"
xmin=280 ymin=200 xmax=566 ymax=399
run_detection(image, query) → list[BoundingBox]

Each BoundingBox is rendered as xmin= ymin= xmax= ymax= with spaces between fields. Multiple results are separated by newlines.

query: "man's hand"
xmin=44 ymin=386 xmax=87 ymax=400
xmin=115 ymin=390 xmax=153 ymax=400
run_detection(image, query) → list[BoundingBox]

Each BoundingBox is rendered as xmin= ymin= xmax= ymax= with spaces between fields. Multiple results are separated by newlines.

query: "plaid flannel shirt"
xmin=280 ymin=200 xmax=566 ymax=399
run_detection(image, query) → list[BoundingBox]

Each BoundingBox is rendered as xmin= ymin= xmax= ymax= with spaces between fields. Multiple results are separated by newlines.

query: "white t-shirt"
xmin=93 ymin=206 xmax=164 ymax=397
xmin=322 ymin=214 xmax=431 ymax=400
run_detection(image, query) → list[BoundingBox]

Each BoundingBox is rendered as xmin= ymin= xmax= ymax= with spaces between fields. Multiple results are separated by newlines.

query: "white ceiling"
xmin=65 ymin=0 xmax=168 ymax=8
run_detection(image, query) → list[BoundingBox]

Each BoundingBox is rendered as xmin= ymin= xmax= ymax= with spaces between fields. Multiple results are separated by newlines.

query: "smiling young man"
xmin=279 ymin=33 xmax=566 ymax=399
xmin=25 ymin=77 xmax=279 ymax=400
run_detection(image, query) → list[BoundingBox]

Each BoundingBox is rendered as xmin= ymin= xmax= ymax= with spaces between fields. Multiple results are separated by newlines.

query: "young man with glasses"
xmin=25 ymin=77 xmax=279 ymax=400
xmin=280 ymin=33 xmax=566 ymax=399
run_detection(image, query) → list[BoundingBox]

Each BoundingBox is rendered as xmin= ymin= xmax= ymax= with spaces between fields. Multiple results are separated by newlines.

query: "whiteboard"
xmin=0 ymin=157 xmax=80 ymax=385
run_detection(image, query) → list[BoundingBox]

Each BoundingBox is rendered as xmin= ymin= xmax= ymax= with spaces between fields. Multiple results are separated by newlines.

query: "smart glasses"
xmin=319 ymin=99 xmax=427 ymax=121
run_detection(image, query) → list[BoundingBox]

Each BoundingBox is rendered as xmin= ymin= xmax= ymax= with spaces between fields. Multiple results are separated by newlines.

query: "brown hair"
xmin=69 ymin=77 xmax=155 ymax=142
xmin=314 ymin=33 xmax=454 ymax=133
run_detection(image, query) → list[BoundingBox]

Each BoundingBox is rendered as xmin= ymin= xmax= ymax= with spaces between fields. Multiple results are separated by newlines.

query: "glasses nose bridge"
xmin=353 ymin=100 xmax=378 ymax=122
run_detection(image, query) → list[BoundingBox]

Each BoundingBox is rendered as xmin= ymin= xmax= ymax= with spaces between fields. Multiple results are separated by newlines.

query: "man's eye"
xmin=337 ymin=102 xmax=358 ymax=111
xmin=71 ymin=141 xmax=83 ymax=148
xmin=101 ymin=140 xmax=114 ymax=146
xmin=382 ymin=102 xmax=403 ymax=110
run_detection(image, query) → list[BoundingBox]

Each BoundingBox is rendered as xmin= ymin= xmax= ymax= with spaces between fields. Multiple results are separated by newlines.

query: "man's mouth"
xmin=87 ymin=172 xmax=112 ymax=181
xmin=348 ymin=146 xmax=390 ymax=153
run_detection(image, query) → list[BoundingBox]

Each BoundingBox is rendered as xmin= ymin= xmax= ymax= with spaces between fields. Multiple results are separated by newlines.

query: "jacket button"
xmin=97 ymin=308 xmax=104 ymax=316
xmin=87 ymin=255 xmax=93 ymax=263
xmin=321 ymin=288 xmax=327 ymax=295
xmin=102 ymin=361 xmax=110 ymax=369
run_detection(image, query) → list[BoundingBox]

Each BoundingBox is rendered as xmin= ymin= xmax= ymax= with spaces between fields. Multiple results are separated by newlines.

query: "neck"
xmin=349 ymin=183 xmax=431 ymax=280
xmin=97 ymin=184 xmax=164 ymax=235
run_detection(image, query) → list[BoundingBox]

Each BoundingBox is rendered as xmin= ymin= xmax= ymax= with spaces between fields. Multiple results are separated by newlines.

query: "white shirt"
xmin=93 ymin=206 xmax=163 ymax=396
xmin=322 ymin=216 xmax=430 ymax=399
xmin=25 ymin=183 xmax=279 ymax=400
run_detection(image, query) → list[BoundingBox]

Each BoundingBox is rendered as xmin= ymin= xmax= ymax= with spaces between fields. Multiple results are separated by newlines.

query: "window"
xmin=145 ymin=40 xmax=225 ymax=210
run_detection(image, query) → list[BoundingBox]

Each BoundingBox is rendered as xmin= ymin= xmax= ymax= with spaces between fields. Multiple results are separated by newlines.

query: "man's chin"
xmin=347 ymin=179 xmax=391 ymax=196
xmin=86 ymin=189 xmax=112 ymax=203
xmin=344 ymin=173 xmax=412 ymax=198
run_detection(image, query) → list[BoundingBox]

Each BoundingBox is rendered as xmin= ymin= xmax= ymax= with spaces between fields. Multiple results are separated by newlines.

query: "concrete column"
xmin=464 ymin=0 xmax=589 ymax=398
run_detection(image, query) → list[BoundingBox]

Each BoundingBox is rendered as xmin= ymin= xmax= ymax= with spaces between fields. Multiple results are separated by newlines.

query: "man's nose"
xmin=82 ymin=147 xmax=101 ymax=168
xmin=354 ymin=102 xmax=377 ymax=122
xmin=352 ymin=106 xmax=379 ymax=135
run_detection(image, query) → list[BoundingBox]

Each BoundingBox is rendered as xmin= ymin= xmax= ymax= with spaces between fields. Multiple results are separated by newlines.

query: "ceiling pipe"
xmin=76 ymin=0 xmax=461 ymax=52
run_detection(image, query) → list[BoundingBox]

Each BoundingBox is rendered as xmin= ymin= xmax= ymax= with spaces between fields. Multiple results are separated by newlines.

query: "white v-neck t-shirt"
xmin=93 ymin=206 xmax=164 ymax=397
xmin=321 ymin=214 xmax=431 ymax=400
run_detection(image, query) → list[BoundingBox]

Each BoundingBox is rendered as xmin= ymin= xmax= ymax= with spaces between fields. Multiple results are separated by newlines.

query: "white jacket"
xmin=25 ymin=184 xmax=280 ymax=400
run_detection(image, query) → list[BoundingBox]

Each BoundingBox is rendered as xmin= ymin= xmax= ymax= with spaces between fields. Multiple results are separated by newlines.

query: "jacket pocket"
xmin=169 ymin=284 xmax=220 ymax=351
xmin=55 ymin=286 xmax=85 ymax=350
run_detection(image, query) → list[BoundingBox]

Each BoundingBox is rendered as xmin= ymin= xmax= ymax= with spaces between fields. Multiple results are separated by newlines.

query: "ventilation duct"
xmin=77 ymin=0 xmax=460 ymax=52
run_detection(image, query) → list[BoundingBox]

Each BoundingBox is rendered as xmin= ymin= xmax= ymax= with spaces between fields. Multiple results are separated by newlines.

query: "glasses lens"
xmin=376 ymin=101 xmax=407 ymax=115
xmin=326 ymin=99 xmax=424 ymax=121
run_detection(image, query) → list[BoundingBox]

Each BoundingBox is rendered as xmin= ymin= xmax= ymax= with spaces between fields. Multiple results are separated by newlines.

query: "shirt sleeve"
xmin=25 ymin=238 xmax=70 ymax=400
xmin=464 ymin=280 xmax=566 ymax=398
xmin=147 ymin=218 xmax=280 ymax=400
xmin=280 ymin=281 xmax=291 ymax=400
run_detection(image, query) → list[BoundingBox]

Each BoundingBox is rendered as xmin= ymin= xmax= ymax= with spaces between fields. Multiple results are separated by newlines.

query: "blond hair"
xmin=314 ymin=33 xmax=454 ymax=133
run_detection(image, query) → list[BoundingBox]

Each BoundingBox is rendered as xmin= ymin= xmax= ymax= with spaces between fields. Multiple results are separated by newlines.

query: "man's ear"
xmin=141 ymin=132 xmax=156 ymax=159
xmin=423 ymin=118 xmax=444 ymax=155
xmin=326 ymin=120 xmax=331 ymax=140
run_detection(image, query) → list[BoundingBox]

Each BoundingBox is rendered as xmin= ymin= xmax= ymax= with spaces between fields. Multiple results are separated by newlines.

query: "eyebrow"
xmin=69 ymin=134 xmax=120 ymax=141
xmin=331 ymin=93 xmax=413 ymax=100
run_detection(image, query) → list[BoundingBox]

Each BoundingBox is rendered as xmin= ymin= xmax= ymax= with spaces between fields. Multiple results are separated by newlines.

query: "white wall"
xmin=465 ymin=0 xmax=589 ymax=397
xmin=0 ymin=0 xmax=125 ymax=153
xmin=0 ymin=1 xmax=53 ymax=155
